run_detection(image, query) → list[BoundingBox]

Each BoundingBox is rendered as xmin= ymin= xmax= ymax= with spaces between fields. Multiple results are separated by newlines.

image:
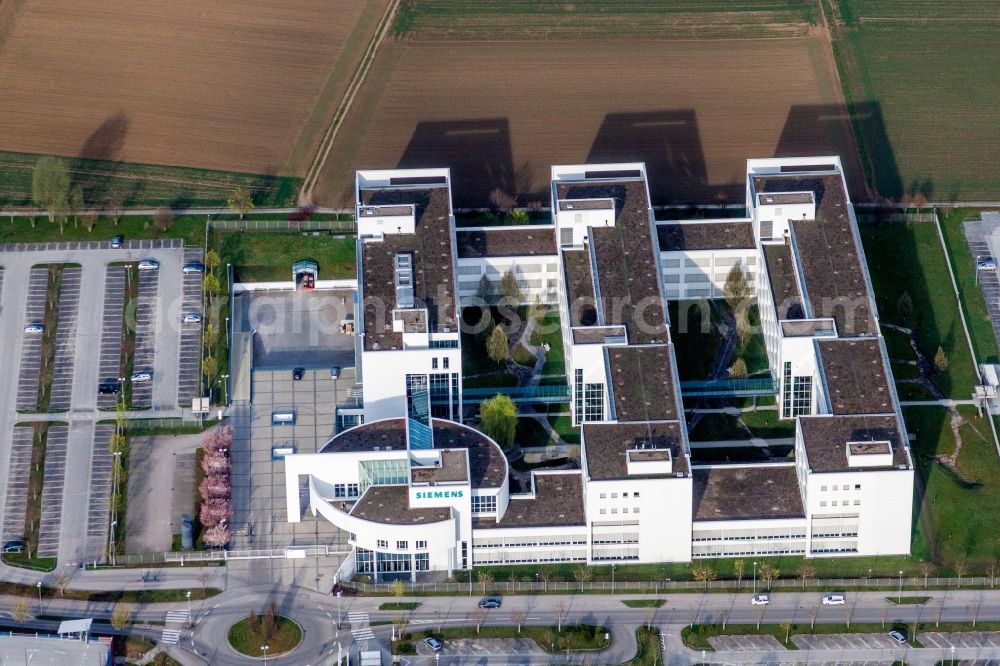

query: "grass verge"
xmin=398 ymin=624 xmax=609 ymax=653
xmin=379 ymin=602 xmax=421 ymax=611
xmin=35 ymin=264 xmax=64 ymax=411
xmin=21 ymin=423 xmax=50 ymax=565
xmin=887 ymin=596 xmax=931 ymax=605
xmin=621 ymin=599 xmax=665 ymax=608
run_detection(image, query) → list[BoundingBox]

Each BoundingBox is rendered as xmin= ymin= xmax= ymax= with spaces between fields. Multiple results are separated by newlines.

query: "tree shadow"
xmin=72 ymin=113 xmax=129 ymax=206
xmin=586 ymin=110 xmax=709 ymax=206
xmin=397 ymin=118 xmax=514 ymax=208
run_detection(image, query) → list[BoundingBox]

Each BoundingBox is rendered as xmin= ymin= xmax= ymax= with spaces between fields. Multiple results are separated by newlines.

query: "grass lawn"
xmin=401 ymin=624 xmax=609 ymax=653
xmin=739 ymin=409 xmax=794 ymax=439
xmin=219 ymin=231 xmax=355 ymax=282
xmin=529 ymin=310 xmax=565 ymax=376
xmin=860 ymin=222 xmax=977 ymax=398
xmin=516 ymin=417 xmax=553 ymax=447
xmin=887 ymin=595 xmax=931 ymax=605
xmin=0 ymin=214 xmax=206 ymax=246
xmin=621 ymin=599 xmax=665 ymax=608
xmin=687 ymin=414 xmax=749 ymax=442
xmin=881 ymin=326 xmax=917 ymax=362
xmin=0 ymin=149 xmax=298 ymax=208
xmin=512 ymin=344 xmax=536 ymax=367
xmin=905 ymin=405 xmax=1000 ymax=568
xmin=463 ymin=372 xmax=517 ymax=389
xmin=620 ymin=627 xmax=661 ymax=666
xmin=938 ymin=208 xmax=1000 ymax=364
xmin=1 ymin=553 xmax=56 ymax=572
xmin=227 ymin=615 xmax=302 ymax=657
xmin=379 ymin=602 xmax=421 ymax=611
xmin=548 ymin=414 xmax=580 ymax=445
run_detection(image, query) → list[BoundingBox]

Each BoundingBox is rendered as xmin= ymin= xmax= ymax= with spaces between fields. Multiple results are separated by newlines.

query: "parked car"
xmin=130 ymin=371 xmax=152 ymax=383
xmin=111 ymin=235 xmax=123 ymax=249
xmin=424 ymin=637 xmax=443 ymax=652
xmin=292 ymin=367 xmax=305 ymax=381
xmin=888 ymin=630 xmax=907 ymax=645
xmin=751 ymin=593 xmax=770 ymax=606
xmin=137 ymin=259 xmax=159 ymax=271
xmin=977 ymin=258 xmax=997 ymax=271
xmin=182 ymin=262 xmax=205 ymax=274
xmin=821 ymin=594 xmax=846 ymax=606
xmin=2 ymin=539 xmax=26 ymax=553
xmin=182 ymin=313 xmax=202 ymax=324
xmin=478 ymin=597 xmax=502 ymax=609
xmin=23 ymin=323 xmax=44 ymax=334
xmin=98 ymin=382 xmax=120 ymax=395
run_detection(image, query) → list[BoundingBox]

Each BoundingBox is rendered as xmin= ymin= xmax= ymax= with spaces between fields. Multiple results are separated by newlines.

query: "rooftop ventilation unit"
xmin=394 ymin=253 xmax=414 ymax=308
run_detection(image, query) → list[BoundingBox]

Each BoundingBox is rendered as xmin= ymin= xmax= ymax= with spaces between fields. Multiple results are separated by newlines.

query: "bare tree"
xmin=759 ymin=564 xmax=779 ymax=590
xmin=395 ymin=615 xmax=409 ymax=640
xmin=472 ymin=608 xmax=487 ymax=633
xmin=955 ymin=560 xmax=968 ymax=587
xmin=989 ymin=561 xmax=999 ymax=588
xmin=733 ymin=559 xmax=745 ymax=590
xmin=573 ymin=564 xmax=593 ymax=591
xmin=511 ymin=608 xmax=527 ymax=632
xmin=798 ymin=564 xmax=816 ymax=589
xmin=920 ymin=561 xmax=934 ymax=589
xmin=83 ymin=212 xmax=98 ymax=233
xmin=489 ymin=187 xmax=516 ymax=214
xmin=12 ymin=599 xmax=31 ymax=624
xmin=809 ymin=607 xmax=818 ymax=629
xmin=69 ymin=185 xmax=85 ymax=228
xmin=153 ymin=206 xmax=174 ymax=232
xmin=538 ymin=566 xmax=554 ymax=592
xmin=554 ymin=602 xmax=567 ymax=632
xmin=477 ymin=569 xmax=494 ymax=595
xmin=844 ymin=606 xmax=852 ymax=629
xmin=55 ymin=572 xmax=72 ymax=597
xmin=105 ymin=191 xmax=124 ymax=226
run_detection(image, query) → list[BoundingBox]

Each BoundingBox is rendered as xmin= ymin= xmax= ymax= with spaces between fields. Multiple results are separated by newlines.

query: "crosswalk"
xmin=350 ymin=611 xmax=374 ymax=641
xmin=162 ymin=610 xmax=190 ymax=645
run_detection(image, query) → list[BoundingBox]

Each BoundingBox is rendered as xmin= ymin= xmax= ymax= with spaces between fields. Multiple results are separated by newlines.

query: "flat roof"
xmin=360 ymin=186 xmax=457 ymax=351
xmin=455 ymin=228 xmax=556 ymax=259
xmin=572 ymin=326 xmax=625 ymax=345
xmin=754 ymin=174 xmax=876 ymax=336
xmin=692 ymin=465 xmax=805 ymax=521
xmin=781 ymin=319 xmax=835 ymax=337
xmin=410 ymin=449 xmax=468 ymax=484
xmin=475 ymin=472 xmax=585 ymax=529
xmin=320 ymin=419 xmax=506 ymax=488
xmin=583 ymin=421 xmax=687 ymax=481
xmin=762 ymin=242 xmax=804 ymax=320
xmin=797 ymin=414 xmax=909 ymax=473
xmin=817 ymin=338 xmax=892 ymax=415
xmin=560 ymin=179 xmax=668 ymax=344
xmin=607 ymin=346 xmax=678 ymax=422
xmin=758 ymin=191 xmax=813 ymax=205
xmin=350 ymin=485 xmax=451 ymax=525
xmin=562 ymin=248 xmax=597 ymax=327
xmin=656 ymin=221 xmax=755 ymax=252
xmin=0 ymin=636 xmax=109 ymax=666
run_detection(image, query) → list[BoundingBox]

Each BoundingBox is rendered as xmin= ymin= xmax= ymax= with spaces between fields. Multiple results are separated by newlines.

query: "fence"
xmin=127 ymin=417 xmax=209 ymax=433
xmin=350 ymin=575 xmax=1000 ymax=595
xmin=209 ymin=218 xmax=355 ymax=232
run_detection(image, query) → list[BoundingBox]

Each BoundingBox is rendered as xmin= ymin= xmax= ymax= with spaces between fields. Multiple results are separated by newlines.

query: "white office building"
xmin=282 ymin=158 xmax=913 ymax=581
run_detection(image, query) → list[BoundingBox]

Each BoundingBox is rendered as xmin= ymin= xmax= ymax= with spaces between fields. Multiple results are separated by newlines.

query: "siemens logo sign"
xmin=414 ymin=490 xmax=464 ymax=499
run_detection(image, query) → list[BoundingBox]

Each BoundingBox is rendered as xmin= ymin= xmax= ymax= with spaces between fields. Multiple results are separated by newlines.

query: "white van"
xmin=822 ymin=594 xmax=846 ymax=606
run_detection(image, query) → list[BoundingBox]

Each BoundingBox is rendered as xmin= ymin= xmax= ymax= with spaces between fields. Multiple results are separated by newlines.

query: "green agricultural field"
xmin=860 ymin=222 xmax=977 ymax=399
xmin=218 ymin=232 xmax=355 ymax=283
xmin=830 ymin=2 xmax=1000 ymax=200
xmin=395 ymin=0 xmax=818 ymax=39
xmin=0 ymin=150 xmax=298 ymax=209
xmin=905 ymin=405 xmax=1000 ymax=568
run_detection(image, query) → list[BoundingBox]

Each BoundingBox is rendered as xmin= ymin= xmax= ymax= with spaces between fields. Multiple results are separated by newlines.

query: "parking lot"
xmin=792 ymin=632 xmax=909 ymax=650
xmin=0 ymin=241 xmax=203 ymax=565
xmin=234 ymin=288 xmax=355 ymax=370
xmin=708 ymin=635 xmax=786 ymax=651
xmin=48 ymin=266 xmax=82 ymax=411
xmin=15 ymin=267 xmax=48 ymax=411
xmin=964 ymin=213 xmax=1000 ymax=349
xmin=921 ymin=631 xmax=1000 ymax=648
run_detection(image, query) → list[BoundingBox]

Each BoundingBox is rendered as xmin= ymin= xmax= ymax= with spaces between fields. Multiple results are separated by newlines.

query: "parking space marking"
xmin=96 ymin=266 xmax=126 ymax=410
xmin=131 ymin=270 xmax=159 ymax=409
xmin=1 ymin=427 xmax=36 ymax=542
xmin=48 ymin=266 xmax=82 ymax=411
xmin=177 ymin=248 xmax=204 ymax=405
xmin=15 ymin=267 xmax=49 ymax=410
xmin=84 ymin=425 xmax=115 ymax=560
xmin=36 ymin=425 xmax=69 ymax=558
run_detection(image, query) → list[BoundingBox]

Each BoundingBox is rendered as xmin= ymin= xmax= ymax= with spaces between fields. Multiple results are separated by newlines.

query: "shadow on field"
xmin=397 ymin=118 xmax=517 ymax=208
xmin=73 ymin=112 xmax=129 ymax=206
xmin=586 ymin=109 xmax=710 ymax=206
xmin=776 ymin=101 xmax=902 ymax=204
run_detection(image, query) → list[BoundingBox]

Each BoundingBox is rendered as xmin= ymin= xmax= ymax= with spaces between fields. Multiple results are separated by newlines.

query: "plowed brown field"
xmin=0 ymin=0 xmax=387 ymax=176
xmin=315 ymin=37 xmax=861 ymax=207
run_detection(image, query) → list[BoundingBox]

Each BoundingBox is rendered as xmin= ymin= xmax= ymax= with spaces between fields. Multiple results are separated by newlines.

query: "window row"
xmin=598 ymin=492 xmax=640 ymax=499
xmin=374 ymin=539 xmax=429 ymax=550
xmin=471 ymin=495 xmax=497 ymax=514
xmin=598 ymin=507 xmax=640 ymax=515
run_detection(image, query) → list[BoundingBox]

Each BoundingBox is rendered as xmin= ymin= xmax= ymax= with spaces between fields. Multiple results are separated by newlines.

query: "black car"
xmin=111 ymin=235 xmax=123 ymax=249
xmin=292 ymin=367 xmax=305 ymax=380
xmin=2 ymin=539 xmax=26 ymax=553
xmin=478 ymin=597 xmax=502 ymax=609
xmin=98 ymin=381 xmax=120 ymax=395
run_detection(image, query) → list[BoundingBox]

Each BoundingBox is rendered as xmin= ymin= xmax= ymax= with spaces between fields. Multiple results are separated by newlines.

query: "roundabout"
xmin=227 ymin=612 xmax=303 ymax=659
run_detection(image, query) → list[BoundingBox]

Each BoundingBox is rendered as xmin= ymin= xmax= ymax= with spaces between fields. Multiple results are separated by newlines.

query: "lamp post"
xmin=951 ymin=645 xmax=956 ymax=665
xmin=261 ymin=644 xmax=269 ymax=666
xmin=612 ymin=563 xmax=616 ymax=594
xmin=35 ymin=581 xmax=42 ymax=610
xmin=898 ymin=570 xmax=903 ymax=604
xmin=752 ymin=561 xmax=758 ymax=594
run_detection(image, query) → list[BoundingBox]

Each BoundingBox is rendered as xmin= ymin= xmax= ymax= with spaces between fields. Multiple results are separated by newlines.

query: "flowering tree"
xmin=202 ymin=524 xmax=231 ymax=548
xmin=199 ymin=475 xmax=231 ymax=499
xmin=200 ymin=498 xmax=232 ymax=527
xmin=201 ymin=451 xmax=231 ymax=475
